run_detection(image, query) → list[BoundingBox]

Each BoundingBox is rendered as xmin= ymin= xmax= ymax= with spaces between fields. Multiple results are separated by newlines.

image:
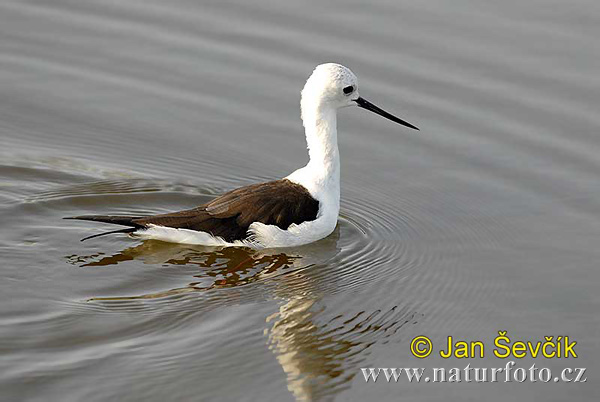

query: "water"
xmin=1 ymin=0 xmax=599 ymax=401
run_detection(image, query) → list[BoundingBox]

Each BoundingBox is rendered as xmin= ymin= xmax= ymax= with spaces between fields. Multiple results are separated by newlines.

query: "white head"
xmin=301 ymin=63 xmax=419 ymax=130
xmin=301 ymin=63 xmax=360 ymax=110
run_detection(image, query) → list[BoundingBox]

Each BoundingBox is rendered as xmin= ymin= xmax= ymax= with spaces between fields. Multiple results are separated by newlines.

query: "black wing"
xmin=68 ymin=179 xmax=320 ymax=242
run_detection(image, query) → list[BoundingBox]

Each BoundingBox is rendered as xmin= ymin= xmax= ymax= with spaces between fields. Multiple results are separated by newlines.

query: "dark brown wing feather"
xmin=131 ymin=179 xmax=319 ymax=242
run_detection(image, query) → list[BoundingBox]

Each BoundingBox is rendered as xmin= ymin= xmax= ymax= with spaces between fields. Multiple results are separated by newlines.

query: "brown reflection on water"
xmin=67 ymin=240 xmax=307 ymax=299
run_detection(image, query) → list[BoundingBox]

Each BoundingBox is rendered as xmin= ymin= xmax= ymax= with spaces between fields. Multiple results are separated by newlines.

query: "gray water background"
xmin=0 ymin=0 xmax=599 ymax=401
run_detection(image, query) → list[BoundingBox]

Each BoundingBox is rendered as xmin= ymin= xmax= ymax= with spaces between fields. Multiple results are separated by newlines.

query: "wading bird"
xmin=66 ymin=63 xmax=418 ymax=248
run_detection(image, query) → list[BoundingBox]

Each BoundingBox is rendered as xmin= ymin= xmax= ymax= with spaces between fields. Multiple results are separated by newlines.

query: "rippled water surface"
xmin=1 ymin=1 xmax=599 ymax=401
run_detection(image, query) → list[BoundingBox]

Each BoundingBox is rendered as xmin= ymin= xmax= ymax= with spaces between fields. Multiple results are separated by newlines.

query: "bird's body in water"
xmin=67 ymin=63 xmax=418 ymax=248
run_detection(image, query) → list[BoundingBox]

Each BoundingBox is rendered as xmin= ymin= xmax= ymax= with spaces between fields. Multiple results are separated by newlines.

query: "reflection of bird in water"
xmin=266 ymin=295 xmax=419 ymax=401
xmin=69 ymin=230 xmax=419 ymax=401
xmin=69 ymin=227 xmax=342 ymax=300
xmin=65 ymin=63 xmax=418 ymax=248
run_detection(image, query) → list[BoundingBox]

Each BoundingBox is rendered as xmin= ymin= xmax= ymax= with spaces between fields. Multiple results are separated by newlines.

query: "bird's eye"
xmin=343 ymin=85 xmax=354 ymax=95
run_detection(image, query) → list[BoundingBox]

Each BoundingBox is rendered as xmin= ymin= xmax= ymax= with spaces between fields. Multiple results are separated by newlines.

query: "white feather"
xmin=132 ymin=224 xmax=251 ymax=247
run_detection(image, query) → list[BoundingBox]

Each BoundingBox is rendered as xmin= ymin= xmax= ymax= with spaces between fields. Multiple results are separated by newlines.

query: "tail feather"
xmin=64 ymin=215 xmax=145 ymax=228
xmin=64 ymin=215 xmax=146 ymax=242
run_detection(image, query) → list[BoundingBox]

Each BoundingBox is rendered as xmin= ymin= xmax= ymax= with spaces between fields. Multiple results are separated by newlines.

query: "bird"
xmin=66 ymin=63 xmax=419 ymax=248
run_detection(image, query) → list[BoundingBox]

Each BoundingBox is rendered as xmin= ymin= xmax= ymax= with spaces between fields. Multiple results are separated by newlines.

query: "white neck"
xmin=286 ymin=99 xmax=340 ymax=203
xmin=303 ymin=102 xmax=340 ymax=180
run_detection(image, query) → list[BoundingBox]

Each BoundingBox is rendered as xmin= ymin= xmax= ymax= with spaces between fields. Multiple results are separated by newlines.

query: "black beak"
xmin=355 ymin=97 xmax=419 ymax=130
